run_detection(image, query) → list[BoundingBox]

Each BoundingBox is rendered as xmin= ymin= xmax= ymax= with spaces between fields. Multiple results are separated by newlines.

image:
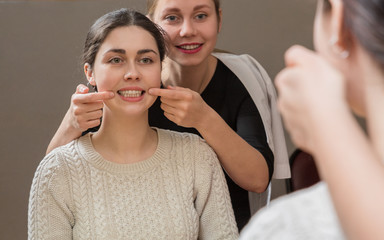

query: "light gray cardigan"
xmin=213 ymin=52 xmax=291 ymax=213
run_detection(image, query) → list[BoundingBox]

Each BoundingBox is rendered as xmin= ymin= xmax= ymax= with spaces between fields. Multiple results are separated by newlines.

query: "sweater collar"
xmin=77 ymin=128 xmax=170 ymax=174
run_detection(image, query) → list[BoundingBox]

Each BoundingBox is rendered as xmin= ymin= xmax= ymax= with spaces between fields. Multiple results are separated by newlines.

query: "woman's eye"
xmin=165 ymin=15 xmax=178 ymax=22
xmin=109 ymin=57 xmax=123 ymax=64
xmin=196 ymin=14 xmax=207 ymax=20
xmin=139 ymin=58 xmax=153 ymax=64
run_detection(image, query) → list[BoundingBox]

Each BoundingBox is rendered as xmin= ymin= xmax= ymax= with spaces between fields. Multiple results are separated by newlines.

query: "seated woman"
xmin=28 ymin=8 xmax=238 ymax=240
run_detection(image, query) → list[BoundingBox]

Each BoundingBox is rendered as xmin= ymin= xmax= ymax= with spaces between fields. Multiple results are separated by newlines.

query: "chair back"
xmin=286 ymin=149 xmax=320 ymax=193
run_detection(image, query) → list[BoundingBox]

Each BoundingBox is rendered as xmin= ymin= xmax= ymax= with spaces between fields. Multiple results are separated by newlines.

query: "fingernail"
xmin=79 ymin=86 xmax=87 ymax=93
xmin=109 ymin=92 xmax=115 ymax=97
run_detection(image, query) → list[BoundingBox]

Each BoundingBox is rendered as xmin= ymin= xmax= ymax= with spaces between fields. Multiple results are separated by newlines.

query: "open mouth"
xmin=117 ymin=90 xmax=144 ymax=98
xmin=177 ymin=44 xmax=203 ymax=51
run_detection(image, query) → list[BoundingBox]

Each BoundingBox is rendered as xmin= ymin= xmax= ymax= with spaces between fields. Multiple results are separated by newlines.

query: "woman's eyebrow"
xmin=193 ymin=4 xmax=211 ymax=11
xmin=103 ymin=49 xmax=157 ymax=55
xmin=103 ymin=48 xmax=125 ymax=55
xmin=137 ymin=49 xmax=158 ymax=55
xmin=161 ymin=5 xmax=210 ymax=16
xmin=161 ymin=7 xmax=181 ymax=14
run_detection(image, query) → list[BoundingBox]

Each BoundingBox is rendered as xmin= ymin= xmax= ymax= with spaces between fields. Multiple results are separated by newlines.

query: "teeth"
xmin=118 ymin=90 xmax=142 ymax=97
xmin=179 ymin=44 xmax=200 ymax=50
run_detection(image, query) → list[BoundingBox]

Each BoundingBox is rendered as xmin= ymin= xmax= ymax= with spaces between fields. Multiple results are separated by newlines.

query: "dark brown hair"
xmin=82 ymin=8 xmax=167 ymax=68
xmin=323 ymin=0 xmax=384 ymax=68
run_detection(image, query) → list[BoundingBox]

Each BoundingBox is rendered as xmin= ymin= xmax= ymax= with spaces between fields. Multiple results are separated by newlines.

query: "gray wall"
xmin=0 ymin=0 xmax=316 ymax=239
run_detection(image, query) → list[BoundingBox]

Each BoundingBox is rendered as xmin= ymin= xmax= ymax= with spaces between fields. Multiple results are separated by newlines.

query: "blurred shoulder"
xmin=240 ymin=182 xmax=345 ymax=239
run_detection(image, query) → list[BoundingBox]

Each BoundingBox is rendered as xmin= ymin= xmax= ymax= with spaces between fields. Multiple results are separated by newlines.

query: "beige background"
xmin=0 ymin=0 xmax=316 ymax=239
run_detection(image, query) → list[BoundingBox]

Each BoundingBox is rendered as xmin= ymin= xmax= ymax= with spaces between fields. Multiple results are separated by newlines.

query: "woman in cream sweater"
xmin=28 ymin=8 xmax=238 ymax=240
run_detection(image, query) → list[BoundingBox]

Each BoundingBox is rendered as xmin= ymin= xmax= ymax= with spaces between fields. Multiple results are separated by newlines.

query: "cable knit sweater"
xmin=28 ymin=128 xmax=239 ymax=240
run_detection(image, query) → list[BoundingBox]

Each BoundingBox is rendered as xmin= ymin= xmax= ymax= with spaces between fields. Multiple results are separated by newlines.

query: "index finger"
xmin=148 ymin=88 xmax=186 ymax=100
xmin=74 ymin=91 xmax=115 ymax=103
xmin=76 ymin=84 xmax=89 ymax=94
xmin=284 ymin=45 xmax=318 ymax=68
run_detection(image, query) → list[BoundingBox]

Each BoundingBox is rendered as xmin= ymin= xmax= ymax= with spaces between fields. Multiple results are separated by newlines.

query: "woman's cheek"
xmin=95 ymin=80 xmax=110 ymax=91
xmin=159 ymin=25 xmax=176 ymax=42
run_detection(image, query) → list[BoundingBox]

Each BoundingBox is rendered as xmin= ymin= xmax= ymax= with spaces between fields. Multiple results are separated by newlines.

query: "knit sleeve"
xmin=194 ymin=138 xmax=239 ymax=240
xmin=28 ymin=149 xmax=74 ymax=240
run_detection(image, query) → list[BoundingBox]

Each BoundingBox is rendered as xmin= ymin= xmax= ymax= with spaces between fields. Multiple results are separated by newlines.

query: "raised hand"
xmin=46 ymin=84 xmax=114 ymax=154
xmin=275 ymin=45 xmax=348 ymax=152
xmin=69 ymin=84 xmax=114 ymax=132
xmin=148 ymin=86 xmax=211 ymax=130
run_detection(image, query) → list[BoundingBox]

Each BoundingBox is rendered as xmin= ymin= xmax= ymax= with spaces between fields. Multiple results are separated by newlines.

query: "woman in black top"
xmin=149 ymin=60 xmax=274 ymax=229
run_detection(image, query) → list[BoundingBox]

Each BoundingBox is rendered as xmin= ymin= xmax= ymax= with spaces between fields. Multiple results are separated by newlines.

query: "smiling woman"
xmin=146 ymin=0 xmax=290 ymax=229
xmin=83 ymin=25 xmax=162 ymax=118
xmin=28 ymin=8 xmax=238 ymax=239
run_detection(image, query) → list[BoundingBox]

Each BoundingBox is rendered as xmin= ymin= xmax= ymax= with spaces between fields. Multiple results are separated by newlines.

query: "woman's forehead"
xmin=154 ymin=0 xmax=216 ymax=12
xmin=99 ymin=26 xmax=158 ymax=54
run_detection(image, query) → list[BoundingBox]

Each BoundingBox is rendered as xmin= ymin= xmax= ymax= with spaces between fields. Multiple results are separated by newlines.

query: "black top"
xmin=149 ymin=60 xmax=274 ymax=230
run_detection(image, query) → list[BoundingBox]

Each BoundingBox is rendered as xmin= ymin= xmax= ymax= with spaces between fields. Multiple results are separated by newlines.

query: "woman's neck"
xmin=361 ymin=55 xmax=384 ymax=161
xmin=162 ymin=55 xmax=218 ymax=93
xmin=91 ymin=110 xmax=158 ymax=164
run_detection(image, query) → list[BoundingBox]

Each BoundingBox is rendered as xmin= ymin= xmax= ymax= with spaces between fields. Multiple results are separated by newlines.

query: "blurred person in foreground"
xmin=240 ymin=0 xmax=384 ymax=239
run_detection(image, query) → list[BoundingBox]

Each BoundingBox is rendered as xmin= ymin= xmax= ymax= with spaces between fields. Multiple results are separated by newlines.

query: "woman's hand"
xmin=275 ymin=45 xmax=348 ymax=152
xmin=68 ymin=84 xmax=114 ymax=133
xmin=148 ymin=86 xmax=211 ymax=130
xmin=149 ymin=85 xmax=269 ymax=191
xmin=46 ymin=84 xmax=114 ymax=154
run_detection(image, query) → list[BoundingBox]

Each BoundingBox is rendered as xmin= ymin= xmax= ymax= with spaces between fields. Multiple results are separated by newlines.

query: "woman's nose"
xmin=179 ymin=19 xmax=196 ymax=37
xmin=124 ymin=65 xmax=140 ymax=81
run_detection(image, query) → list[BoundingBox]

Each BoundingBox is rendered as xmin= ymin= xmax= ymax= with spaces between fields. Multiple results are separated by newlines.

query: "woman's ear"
xmin=218 ymin=8 xmax=223 ymax=33
xmin=329 ymin=0 xmax=350 ymax=52
xmin=84 ymin=63 xmax=96 ymax=86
